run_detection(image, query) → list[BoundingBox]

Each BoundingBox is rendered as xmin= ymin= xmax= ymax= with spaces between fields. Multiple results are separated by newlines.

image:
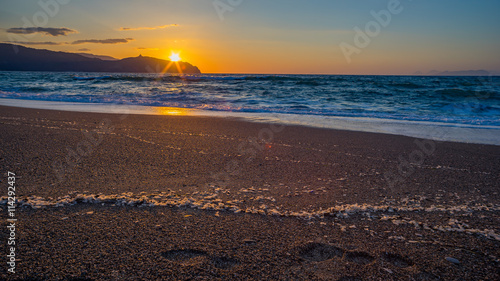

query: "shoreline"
xmin=1 ymin=104 xmax=499 ymax=207
xmin=1 ymin=98 xmax=499 ymax=146
xmin=1 ymin=105 xmax=499 ymax=280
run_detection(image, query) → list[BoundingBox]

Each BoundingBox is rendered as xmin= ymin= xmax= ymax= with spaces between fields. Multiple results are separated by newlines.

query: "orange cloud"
xmin=71 ymin=38 xmax=134 ymax=45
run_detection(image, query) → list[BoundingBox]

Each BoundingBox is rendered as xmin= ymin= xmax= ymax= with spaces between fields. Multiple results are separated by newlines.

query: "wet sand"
xmin=0 ymin=105 xmax=499 ymax=280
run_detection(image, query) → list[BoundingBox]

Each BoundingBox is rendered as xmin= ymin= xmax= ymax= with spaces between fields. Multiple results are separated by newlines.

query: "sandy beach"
xmin=1 ymin=105 xmax=499 ymax=280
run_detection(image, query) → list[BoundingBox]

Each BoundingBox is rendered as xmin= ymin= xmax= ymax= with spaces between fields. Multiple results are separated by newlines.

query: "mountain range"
xmin=0 ymin=43 xmax=201 ymax=74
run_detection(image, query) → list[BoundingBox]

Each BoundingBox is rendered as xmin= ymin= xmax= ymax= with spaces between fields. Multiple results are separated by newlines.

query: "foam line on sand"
xmin=3 ymin=191 xmax=499 ymax=241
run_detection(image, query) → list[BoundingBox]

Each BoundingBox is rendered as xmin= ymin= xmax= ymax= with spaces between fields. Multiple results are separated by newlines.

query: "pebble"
xmin=445 ymin=257 xmax=460 ymax=265
xmin=382 ymin=268 xmax=393 ymax=274
xmin=243 ymin=239 xmax=257 ymax=244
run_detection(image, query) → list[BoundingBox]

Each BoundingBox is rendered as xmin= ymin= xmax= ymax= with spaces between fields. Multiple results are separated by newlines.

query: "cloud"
xmin=137 ymin=47 xmax=159 ymax=51
xmin=5 ymin=41 xmax=63 ymax=45
xmin=6 ymin=27 xmax=77 ymax=36
xmin=71 ymin=38 xmax=134 ymax=45
xmin=120 ymin=24 xmax=178 ymax=31
xmin=5 ymin=38 xmax=134 ymax=46
xmin=78 ymin=48 xmax=91 ymax=51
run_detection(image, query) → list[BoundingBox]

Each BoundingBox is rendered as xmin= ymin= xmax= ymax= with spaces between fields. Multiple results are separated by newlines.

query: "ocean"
xmin=1 ymin=71 xmax=499 ymax=144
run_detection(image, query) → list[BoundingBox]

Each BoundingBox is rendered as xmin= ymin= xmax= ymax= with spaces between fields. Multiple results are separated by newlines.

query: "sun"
xmin=169 ymin=52 xmax=181 ymax=62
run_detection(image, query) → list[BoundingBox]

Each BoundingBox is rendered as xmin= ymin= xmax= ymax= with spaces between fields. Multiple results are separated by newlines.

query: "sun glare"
xmin=169 ymin=52 xmax=181 ymax=62
xmin=154 ymin=107 xmax=192 ymax=116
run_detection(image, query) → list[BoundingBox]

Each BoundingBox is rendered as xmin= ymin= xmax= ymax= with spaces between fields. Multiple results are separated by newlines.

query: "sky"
xmin=1 ymin=0 xmax=499 ymax=75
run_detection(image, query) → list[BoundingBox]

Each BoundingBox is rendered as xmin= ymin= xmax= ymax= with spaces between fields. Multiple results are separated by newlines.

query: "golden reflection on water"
xmin=153 ymin=107 xmax=193 ymax=116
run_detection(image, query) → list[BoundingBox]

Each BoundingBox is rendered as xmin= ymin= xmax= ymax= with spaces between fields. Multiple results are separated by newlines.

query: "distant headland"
xmin=0 ymin=43 xmax=201 ymax=74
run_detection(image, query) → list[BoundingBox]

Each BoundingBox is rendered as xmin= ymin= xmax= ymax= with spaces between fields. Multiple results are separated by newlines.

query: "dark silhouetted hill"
xmin=0 ymin=43 xmax=201 ymax=74
xmin=75 ymin=53 xmax=118 ymax=61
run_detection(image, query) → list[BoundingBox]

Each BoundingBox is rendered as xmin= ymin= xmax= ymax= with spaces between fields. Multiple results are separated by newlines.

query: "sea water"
xmin=1 ymin=71 xmax=499 ymax=144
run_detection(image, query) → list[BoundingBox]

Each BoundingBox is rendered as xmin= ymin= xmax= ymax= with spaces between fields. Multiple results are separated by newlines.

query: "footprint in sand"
xmin=161 ymin=249 xmax=239 ymax=269
xmin=344 ymin=251 xmax=375 ymax=265
xmin=294 ymin=242 xmax=378 ymax=267
xmin=382 ymin=252 xmax=414 ymax=268
xmin=297 ymin=242 xmax=345 ymax=262
xmin=160 ymin=249 xmax=209 ymax=265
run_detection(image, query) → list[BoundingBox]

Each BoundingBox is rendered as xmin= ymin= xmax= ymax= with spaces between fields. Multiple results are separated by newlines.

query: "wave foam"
xmin=2 ymin=191 xmax=499 ymax=241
